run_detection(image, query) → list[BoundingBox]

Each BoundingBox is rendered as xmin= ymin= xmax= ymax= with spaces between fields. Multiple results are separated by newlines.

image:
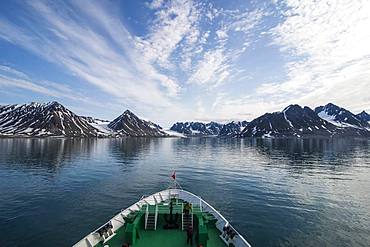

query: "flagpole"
xmin=173 ymin=171 xmax=176 ymax=189
xmin=169 ymin=170 xmax=181 ymax=190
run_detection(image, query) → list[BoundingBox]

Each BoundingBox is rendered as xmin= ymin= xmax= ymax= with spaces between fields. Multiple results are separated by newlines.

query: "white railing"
xmin=144 ymin=204 xmax=149 ymax=230
xmin=181 ymin=203 xmax=184 ymax=230
xmin=73 ymin=188 xmax=252 ymax=247
xmin=174 ymin=189 xmax=251 ymax=247
xmin=154 ymin=204 xmax=158 ymax=230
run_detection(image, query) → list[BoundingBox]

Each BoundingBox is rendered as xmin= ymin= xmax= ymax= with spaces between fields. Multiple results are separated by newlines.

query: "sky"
xmin=0 ymin=0 xmax=369 ymax=127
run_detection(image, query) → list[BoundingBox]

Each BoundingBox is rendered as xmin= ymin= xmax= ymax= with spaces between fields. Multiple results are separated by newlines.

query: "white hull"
xmin=74 ymin=189 xmax=252 ymax=247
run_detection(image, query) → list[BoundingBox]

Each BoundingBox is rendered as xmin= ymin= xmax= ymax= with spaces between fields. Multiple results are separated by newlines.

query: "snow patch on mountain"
xmin=315 ymin=103 xmax=369 ymax=129
xmin=0 ymin=102 xmax=103 ymax=137
xmin=163 ymin=129 xmax=186 ymax=137
xmin=0 ymin=102 xmax=170 ymax=137
xmin=107 ymin=110 xmax=168 ymax=137
xmin=169 ymin=122 xmax=223 ymax=136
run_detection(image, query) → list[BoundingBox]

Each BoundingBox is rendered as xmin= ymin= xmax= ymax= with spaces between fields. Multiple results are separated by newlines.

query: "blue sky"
xmin=0 ymin=0 xmax=369 ymax=127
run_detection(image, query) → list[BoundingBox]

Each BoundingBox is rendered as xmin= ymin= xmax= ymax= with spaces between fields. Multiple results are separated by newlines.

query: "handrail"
xmin=73 ymin=188 xmax=252 ymax=247
xmin=154 ymin=204 xmax=158 ymax=230
xmin=181 ymin=203 xmax=184 ymax=230
xmin=144 ymin=204 xmax=149 ymax=230
xmin=175 ymin=189 xmax=251 ymax=247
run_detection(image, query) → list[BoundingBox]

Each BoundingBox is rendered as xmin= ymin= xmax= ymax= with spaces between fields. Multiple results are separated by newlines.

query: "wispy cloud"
xmin=188 ymin=48 xmax=230 ymax=86
xmin=0 ymin=0 xmax=267 ymax=121
xmin=0 ymin=0 xmax=180 ymax=109
xmin=263 ymin=0 xmax=370 ymax=110
xmin=1 ymin=0 xmax=368 ymax=124
xmin=211 ymin=0 xmax=370 ymax=119
xmin=0 ymin=65 xmax=89 ymax=102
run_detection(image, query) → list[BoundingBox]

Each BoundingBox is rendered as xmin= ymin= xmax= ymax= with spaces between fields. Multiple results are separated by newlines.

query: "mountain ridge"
xmin=169 ymin=121 xmax=223 ymax=136
xmin=1 ymin=101 xmax=369 ymax=138
xmin=218 ymin=121 xmax=248 ymax=137
xmin=0 ymin=102 xmax=168 ymax=137
xmin=314 ymin=103 xmax=369 ymax=129
xmin=240 ymin=104 xmax=370 ymax=138
xmin=108 ymin=109 xmax=168 ymax=137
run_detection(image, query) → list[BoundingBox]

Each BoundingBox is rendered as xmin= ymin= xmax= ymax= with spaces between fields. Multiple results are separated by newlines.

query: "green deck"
xmin=133 ymin=225 xmax=225 ymax=247
xmin=98 ymin=199 xmax=228 ymax=247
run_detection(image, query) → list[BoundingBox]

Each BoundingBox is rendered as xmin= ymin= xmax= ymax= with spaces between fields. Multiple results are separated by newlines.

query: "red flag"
xmin=171 ymin=171 xmax=176 ymax=180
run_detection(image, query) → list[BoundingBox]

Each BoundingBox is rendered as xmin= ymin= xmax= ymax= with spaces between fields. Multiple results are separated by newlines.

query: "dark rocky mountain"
xmin=206 ymin=122 xmax=224 ymax=135
xmin=315 ymin=103 xmax=369 ymax=128
xmin=357 ymin=111 xmax=370 ymax=122
xmin=1 ymin=101 xmax=369 ymax=138
xmin=0 ymin=102 xmax=169 ymax=137
xmin=241 ymin=104 xmax=370 ymax=138
xmin=218 ymin=121 xmax=248 ymax=137
xmin=108 ymin=110 xmax=168 ymax=137
xmin=0 ymin=102 xmax=103 ymax=137
xmin=241 ymin=105 xmax=338 ymax=137
xmin=80 ymin=116 xmax=110 ymax=125
xmin=169 ymin=121 xmax=223 ymax=136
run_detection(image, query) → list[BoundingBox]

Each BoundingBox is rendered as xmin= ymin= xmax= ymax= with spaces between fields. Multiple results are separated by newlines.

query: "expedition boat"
xmin=73 ymin=176 xmax=252 ymax=247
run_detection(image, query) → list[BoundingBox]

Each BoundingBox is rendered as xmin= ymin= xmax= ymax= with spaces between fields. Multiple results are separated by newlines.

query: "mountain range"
xmin=0 ymin=102 xmax=168 ymax=137
xmin=169 ymin=122 xmax=223 ymax=136
xmin=0 ymin=101 xmax=369 ymax=138
xmin=241 ymin=104 xmax=370 ymax=138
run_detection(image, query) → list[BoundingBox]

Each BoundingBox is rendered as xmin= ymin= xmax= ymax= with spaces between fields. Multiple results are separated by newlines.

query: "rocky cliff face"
xmin=240 ymin=105 xmax=338 ymax=137
xmin=218 ymin=121 xmax=248 ymax=137
xmin=108 ymin=110 xmax=168 ymax=137
xmin=315 ymin=103 xmax=370 ymax=129
xmin=0 ymin=102 xmax=168 ymax=137
xmin=0 ymin=102 xmax=103 ymax=137
xmin=169 ymin=121 xmax=223 ymax=136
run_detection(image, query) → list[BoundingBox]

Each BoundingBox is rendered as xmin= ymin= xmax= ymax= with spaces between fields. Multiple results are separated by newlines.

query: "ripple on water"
xmin=0 ymin=137 xmax=370 ymax=247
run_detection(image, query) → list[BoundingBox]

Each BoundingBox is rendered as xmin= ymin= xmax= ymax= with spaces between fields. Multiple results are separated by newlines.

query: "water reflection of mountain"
xmin=244 ymin=138 xmax=370 ymax=172
xmin=109 ymin=138 xmax=155 ymax=160
xmin=0 ymin=138 xmax=100 ymax=172
xmin=107 ymin=138 xmax=168 ymax=193
xmin=245 ymin=138 xmax=369 ymax=156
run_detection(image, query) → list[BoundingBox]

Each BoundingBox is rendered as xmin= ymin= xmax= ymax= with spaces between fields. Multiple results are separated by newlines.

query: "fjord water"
xmin=0 ymin=138 xmax=370 ymax=247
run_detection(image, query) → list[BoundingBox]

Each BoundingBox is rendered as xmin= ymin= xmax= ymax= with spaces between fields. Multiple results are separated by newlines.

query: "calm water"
xmin=0 ymin=138 xmax=370 ymax=247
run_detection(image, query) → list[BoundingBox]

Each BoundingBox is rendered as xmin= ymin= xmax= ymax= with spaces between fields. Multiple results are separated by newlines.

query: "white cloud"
xmin=262 ymin=0 xmax=370 ymax=111
xmin=148 ymin=0 xmax=164 ymax=9
xmin=0 ymin=65 xmax=89 ymax=102
xmin=211 ymin=0 xmax=370 ymax=120
xmin=0 ymin=65 xmax=30 ymax=80
xmin=3 ymin=0 xmax=367 ymax=125
xmin=228 ymin=9 xmax=265 ymax=33
xmin=0 ymin=0 xmax=184 ymax=109
xmin=187 ymin=49 xmax=230 ymax=86
xmin=216 ymin=30 xmax=228 ymax=40
xmin=135 ymin=0 xmax=200 ymax=70
xmin=186 ymin=6 xmax=265 ymax=87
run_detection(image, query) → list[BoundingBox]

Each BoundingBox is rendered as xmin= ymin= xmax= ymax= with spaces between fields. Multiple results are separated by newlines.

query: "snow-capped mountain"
xmin=315 ymin=103 xmax=370 ymax=129
xmin=0 ymin=102 xmax=103 ymax=137
xmin=80 ymin=116 xmax=110 ymax=125
xmin=218 ymin=121 xmax=248 ymax=137
xmin=356 ymin=111 xmax=370 ymax=123
xmin=1 ymin=101 xmax=369 ymax=138
xmin=169 ymin=121 xmax=223 ymax=136
xmin=0 ymin=102 xmax=169 ymax=137
xmin=241 ymin=105 xmax=335 ymax=138
xmin=108 ymin=110 xmax=168 ymax=137
xmin=206 ymin=122 xmax=224 ymax=135
xmin=80 ymin=116 xmax=113 ymax=135
xmin=241 ymin=104 xmax=370 ymax=138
